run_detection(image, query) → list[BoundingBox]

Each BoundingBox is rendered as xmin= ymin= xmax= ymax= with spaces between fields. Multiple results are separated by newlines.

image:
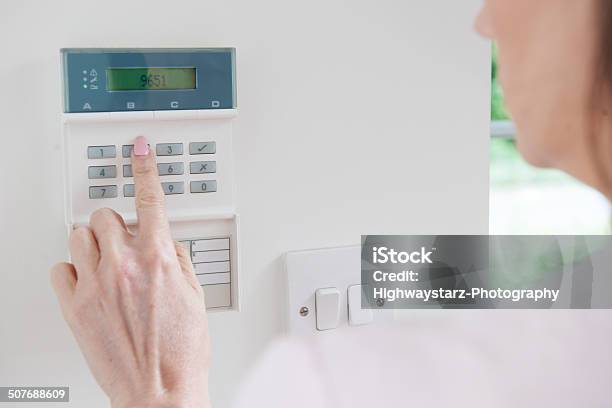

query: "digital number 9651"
xmin=140 ymin=74 xmax=167 ymax=88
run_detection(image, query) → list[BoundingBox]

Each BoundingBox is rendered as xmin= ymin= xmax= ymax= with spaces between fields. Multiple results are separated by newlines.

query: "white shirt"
xmin=233 ymin=311 xmax=612 ymax=407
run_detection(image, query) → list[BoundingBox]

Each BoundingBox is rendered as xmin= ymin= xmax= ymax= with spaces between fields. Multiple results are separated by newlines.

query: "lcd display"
xmin=106 ymin=67 xmax=196 ymax=91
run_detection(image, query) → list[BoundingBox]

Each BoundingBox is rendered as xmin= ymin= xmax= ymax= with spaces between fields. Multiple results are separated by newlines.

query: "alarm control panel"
xmin=61 ymin=48 xmax=239 ymax=311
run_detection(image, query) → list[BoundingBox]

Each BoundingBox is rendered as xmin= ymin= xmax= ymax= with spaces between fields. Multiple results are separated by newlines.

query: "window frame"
xmin=490 ymin=119 xmax=515 ymax=139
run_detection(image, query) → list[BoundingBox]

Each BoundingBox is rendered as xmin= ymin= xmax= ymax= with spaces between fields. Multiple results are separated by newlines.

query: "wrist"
xmin=114 ymin=397 xmax=210 ymax=408
xmin=112 ymin=388 xmax=210 ymax=408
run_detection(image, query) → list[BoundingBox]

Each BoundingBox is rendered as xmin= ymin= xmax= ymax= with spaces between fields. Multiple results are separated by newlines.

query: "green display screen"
xmin=106 ymin=67 xmax=196 ymax=91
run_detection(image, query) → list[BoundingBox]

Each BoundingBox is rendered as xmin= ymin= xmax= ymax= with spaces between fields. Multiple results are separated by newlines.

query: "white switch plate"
xmin=284 ymin=245 xmax=393 ymax=335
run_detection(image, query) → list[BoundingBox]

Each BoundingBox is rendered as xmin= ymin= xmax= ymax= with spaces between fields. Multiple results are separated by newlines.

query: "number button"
xmin=190 ymin=180 xmax=217 ymax=193
xmin=123 ymin=144 xmax=149 ymax=158
xmin=190 ymin=161 xmax=216 ymax=174
xmin=89 ymin=185 xmax=118 ymax=199
xmin=88 ymin=145 xmax=116 ymax=159
xmin=122 ymin=145 xmax=134 ymax=158
xmin=158 ymin=162 xmax=184 ymax=176
xmin=162 ymin=182 xmax=184 ymax=195
xmin=88 ymin=165 xmax=117 ymax=179
xmin=156 ymin=143 xmax=183 ymax=156
xmin=125 ymin=163 xmax=184 ymax=176
xmin=123 ymin=184 xmax=135 ymax=197
xmin=189 ymin=142 xmax=216 ymax=155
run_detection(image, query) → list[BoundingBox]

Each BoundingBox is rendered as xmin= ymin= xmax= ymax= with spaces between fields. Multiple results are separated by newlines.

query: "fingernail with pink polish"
xmin=134 ymin=136 xmax=149 ymax=156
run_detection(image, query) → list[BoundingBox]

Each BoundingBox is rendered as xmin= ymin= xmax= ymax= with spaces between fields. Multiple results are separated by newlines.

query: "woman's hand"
xmin=50 ymin=136 xmax=210 ymax=408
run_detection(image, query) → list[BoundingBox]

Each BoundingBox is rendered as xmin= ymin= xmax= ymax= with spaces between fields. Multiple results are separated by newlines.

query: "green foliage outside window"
xmin=491 ymin=45 xmax=509 ymax=121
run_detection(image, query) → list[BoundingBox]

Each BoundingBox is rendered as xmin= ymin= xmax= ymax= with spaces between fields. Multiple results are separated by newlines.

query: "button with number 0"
xmin=190 ymin=180 xmax=217 ymax=193
xmin=89 ymin=185 xmax=117 ymax=199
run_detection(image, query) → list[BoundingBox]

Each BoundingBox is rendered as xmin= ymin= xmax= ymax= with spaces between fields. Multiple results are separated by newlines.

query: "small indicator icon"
xmin=89 ymin=69 xmax=98 ymax=77
xmin=83 ymin=103 xmax=92 ymax=110
xmin=170 ymin=101 xmax=179 ymax=108
xmin=211 ymin=100 xmax=220 ymax=108
xmin=82 ymin=70 xmax=87 ymax=75
xmin=127 ymin=102 xmax=135 ymax=109
xmin=83 ymin=84 xmax=88 ymax=89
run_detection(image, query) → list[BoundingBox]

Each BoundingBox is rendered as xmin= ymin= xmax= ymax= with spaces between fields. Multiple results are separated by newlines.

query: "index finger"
xmin=131 ymin=136 xmax=171 ymax=238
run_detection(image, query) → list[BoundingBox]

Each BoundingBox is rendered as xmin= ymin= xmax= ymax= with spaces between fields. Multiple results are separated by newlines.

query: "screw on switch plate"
xmin=299 ymin=306 xmax=309 ymax=317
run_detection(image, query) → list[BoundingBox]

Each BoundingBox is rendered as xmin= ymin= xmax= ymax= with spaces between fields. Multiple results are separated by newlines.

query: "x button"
xmin=190 ymin=161 xmax=216 ymax=174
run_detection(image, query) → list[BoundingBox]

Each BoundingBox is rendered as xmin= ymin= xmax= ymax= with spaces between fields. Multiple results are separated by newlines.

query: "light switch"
xmin=315 ymin=287 xmax=340 ymax=331
xmin=348 ymin=284 xmax=373 ymax=326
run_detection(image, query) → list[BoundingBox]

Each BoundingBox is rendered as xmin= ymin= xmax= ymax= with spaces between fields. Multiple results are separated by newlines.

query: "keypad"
xmin=88 ymin=145 xmax=116 ymax=159
xmin=180 ymin=237 xmax=232 ymax=309
xmin=86 ymin=142 xmax=218 ymax=199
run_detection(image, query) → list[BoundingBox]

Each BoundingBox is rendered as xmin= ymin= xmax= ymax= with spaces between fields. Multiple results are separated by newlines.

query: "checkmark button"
xmin=189 ymin=141 xmax=216 ymax=155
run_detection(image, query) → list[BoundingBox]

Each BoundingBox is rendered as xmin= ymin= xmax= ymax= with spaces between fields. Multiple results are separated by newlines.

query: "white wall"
xmin=0 ymin=1 xmax=489 ymax=406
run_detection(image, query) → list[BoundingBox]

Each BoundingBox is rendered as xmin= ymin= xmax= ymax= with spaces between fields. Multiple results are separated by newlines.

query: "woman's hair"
xmin=601 ymin=1 xmax=612 ymax=77
xmin=588 ymin=0 xmax=612 ymax=193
